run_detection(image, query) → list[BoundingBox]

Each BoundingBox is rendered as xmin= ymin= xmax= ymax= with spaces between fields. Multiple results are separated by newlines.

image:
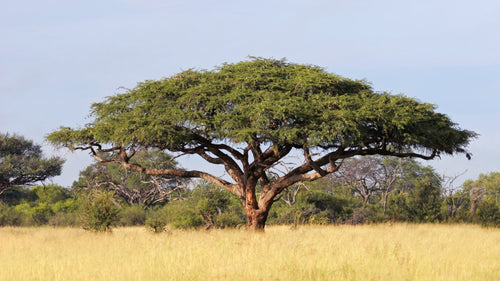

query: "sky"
xmin=1 ymin=0 xmax=499 ymax=187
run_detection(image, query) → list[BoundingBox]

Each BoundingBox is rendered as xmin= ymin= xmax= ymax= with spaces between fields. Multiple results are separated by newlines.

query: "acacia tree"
xmin=47 ymin=58 xmax=476 ymax=231
xmin=1 ymin=133 xmax=64 ymax=196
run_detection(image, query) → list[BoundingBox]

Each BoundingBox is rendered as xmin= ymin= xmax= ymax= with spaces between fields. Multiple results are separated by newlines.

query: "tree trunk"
xmin=245 ymin=207 xmax=269 ymax=232
xmin=383 ymin=192 xmax=389 ymax=214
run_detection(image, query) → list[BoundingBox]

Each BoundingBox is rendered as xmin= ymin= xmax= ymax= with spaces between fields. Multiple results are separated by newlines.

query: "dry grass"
xmin=0 ymin=224 xmax=499 ymax=280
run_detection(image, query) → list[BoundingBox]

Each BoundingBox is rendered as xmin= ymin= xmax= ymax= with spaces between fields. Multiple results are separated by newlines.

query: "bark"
xmin=382 ymin=192 xmax=389 ymax=214
xmin=245 ymin=207 xmax=269 ymax=232
xmin=470 ymin=187 xmax=485 ymax=218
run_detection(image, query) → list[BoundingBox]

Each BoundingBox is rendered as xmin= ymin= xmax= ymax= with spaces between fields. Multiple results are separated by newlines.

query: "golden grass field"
xmin=0 ymin=224 xmax=499 ymax=281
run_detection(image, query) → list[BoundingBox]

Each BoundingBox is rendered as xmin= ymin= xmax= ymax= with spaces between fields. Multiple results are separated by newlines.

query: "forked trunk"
xmin=245 ymin=207 xmax=269 ymax=232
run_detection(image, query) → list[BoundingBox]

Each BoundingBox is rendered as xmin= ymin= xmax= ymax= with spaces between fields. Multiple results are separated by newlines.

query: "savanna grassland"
xmin=1 ymin=224 xmax=499 ymax=281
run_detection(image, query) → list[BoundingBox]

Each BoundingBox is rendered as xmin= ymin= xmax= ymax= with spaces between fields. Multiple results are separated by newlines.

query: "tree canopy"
xmin=47 ymin=57 xmax=476 ymax=230
xmin=1 ymin=133 xmax=64 ymax=196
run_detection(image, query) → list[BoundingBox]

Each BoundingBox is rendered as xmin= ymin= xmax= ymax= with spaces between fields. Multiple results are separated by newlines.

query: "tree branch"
xmin=304 ymin=146 xmax=327 ymax=177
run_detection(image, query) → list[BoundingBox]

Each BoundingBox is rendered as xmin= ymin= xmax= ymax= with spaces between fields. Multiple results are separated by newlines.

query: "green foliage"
xmin=30 ymin=203 xmax=54 ymax=225
xmin=0 ymin=202 xmax=24 ymax=226
xmin=0 ymin=185 xmax=80 ymax=226
xmin=158 ymin=182 xmax=245 ymax=229
xmin=462 ymin=172 xmax=500 ymax=225
xmin=80 ymin=191 xmax=120 ymax=232
xmin=387 ymin=182 xmax=442 ymax=223
xmin=464 ymin=172 xmax=500 ymax=203
xmin=46 ymin=212 xmax=79 ymax=227
xmin=0 ymin=166 xmax=498 ymax=229
xmin=304 ymin=190 xmax=336 ymax=211
xmin=52 ymin=198 xmax=79 ymax=213
xmin=0 ymin=133 xmax=65 ymax=196
xmin=383 ymin=162 xmax=443 ymax=222
xmin=47 ymin=58 xmax=475 ymax=159
xmin=192 ymin=183 xmax=245 ymax=228
xmin=268 ymin=188 xmax=353 ymax=225
xmin=476 ymin=198 xmax=500 ymax=227
xmin=32 ymin=185 xmax=71 ymax=204
xmin=118 ymin=204 xmax=146 ymax=226
xmin=162 ymin=200 xmax=204 ymax=229
xmin=0 ymin=185 xmax=36 ymax=205
xmin=406 ymin=176 xmax=443 ymax=222
xmin=145 ymin=215 xmax=168 ymax=233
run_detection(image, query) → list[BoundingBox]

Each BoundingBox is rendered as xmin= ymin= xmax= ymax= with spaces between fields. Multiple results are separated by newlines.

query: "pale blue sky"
xmin=1 ymin=0 xmax=499 ymax=186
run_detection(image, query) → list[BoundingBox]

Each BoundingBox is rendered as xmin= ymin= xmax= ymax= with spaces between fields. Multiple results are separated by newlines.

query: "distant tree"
xmin=32 ymin=184 xmax=72 ymax=204
xmin=0 ymin=133 xmax=64 ymax=197
xmin=463 ymin=172 xmax=500 ymax=224
xmin=47 ymin=58 xmax=476 ymax=231
xmin=441 ymin=172 xmax=470 ymax=220
xmin=73 ymin=149 xmax=187 ymax=208
xmin=388 ymin=164 xmax=442 ymax=222
xmin=406 ymin=170 xmax=442 ymax=222
xmin=332 ymin=157 xmax=381 ymax=205
xmin=0 ymin=184 xmax=80 ymax=227
xmin=331 ymin=156 xmax=402 ymax=212
xmin=465 ymin=172 xmax=500 ymax=204
xmin=276 ymin=183 xmax=307 ymax=206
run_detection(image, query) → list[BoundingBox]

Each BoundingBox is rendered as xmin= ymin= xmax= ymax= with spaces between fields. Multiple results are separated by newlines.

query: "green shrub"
xmin=216 ymin=209 xmax=246 ymax=228
xmin=48 ymin=212 xmax=80 ymax=227
xmin=80 ymin=191 xmax=120 ymax=232
xmin=52 ymin=199 xmax=79 ymax=213
xmin=0 ymin=203 xmax=24 ymax=226
xmin=145 ymin=217 xmax=168 ymax=233
xmin=308 ymin=211 xmax=330 ymax=225
xmin=145 ymin=207 xmax=169 ymax=232
xmin=30 ymin=203 xmax=54 ymax=225
xmin=119 ymin=205 xmax=147 ymax=226
xmin=163 ymin=200 xmax=203 ymax=229
xmin=32 ymin=185 xmax=71 ymax=204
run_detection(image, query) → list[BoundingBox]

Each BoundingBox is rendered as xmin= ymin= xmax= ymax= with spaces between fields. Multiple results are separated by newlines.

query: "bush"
xmin=145 ymin=217 xmax=168 ymax=233
xmin=163 ymin=200 xmax=204 ymax=229
xmin=0 ymin=203 xmax=24 ymax=226
xmin=48 ymin=212 xmax=80 ymax=227
xmin=145 ymin=207 xmax=169 ymax=232
xmin=30 ymin=203 xmax=54 ymax=225
xmin=158 ymin=183 xmax=245 ymax=229
xmin=52 ymin=199 xmax=79 ymax=213
xmin=32 ymin=185 xmax=71 ymax=204
xmin=119 ymin=205 xmax=147 ymax=226
xmin=216 ymin=209 xmax=246 ymax=228
xmin=80 ymin=191 xmax=120 ymax=232
xmin=308 ymin=211 xmax=330 ymax=225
